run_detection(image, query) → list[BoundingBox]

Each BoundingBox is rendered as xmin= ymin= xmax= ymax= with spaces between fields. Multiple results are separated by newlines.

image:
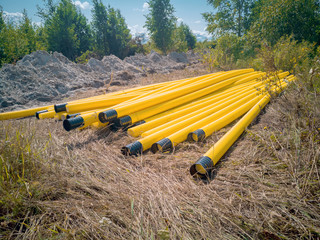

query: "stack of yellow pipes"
xmin=0 ymin=69 xmax=295 ymax=178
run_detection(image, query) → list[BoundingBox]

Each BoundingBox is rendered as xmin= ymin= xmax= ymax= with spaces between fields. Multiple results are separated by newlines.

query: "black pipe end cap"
xmin=151 ymin=138 xmax=173 ymax=154
xmin=99 ymin=109 xmax=117 ymax=123
xmin=54 ymin=103 xmax=67 ymax=113
xmin=190 ymin=156 xmax=214 ymax=178
xmin=134 ymin=120 xmax=145 ymax=127
xmin=188 ymin=129 xmax=206 ymax=142
xmin=66 ymin=113 xmax=80 ymax=119
xmin=36 ymin=110 xmax=48 ymax=119
xmin=121 ymin=141 xmax=143 ymax=156
xmin=119 ymin=115 xmax=132 ymax=127
xmin=63 ymin=116 xmax=84 ymax=131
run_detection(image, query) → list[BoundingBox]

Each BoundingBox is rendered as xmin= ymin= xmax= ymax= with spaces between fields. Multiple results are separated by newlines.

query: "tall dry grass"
xmin=0 ymin=63 xmax=319 ymax=239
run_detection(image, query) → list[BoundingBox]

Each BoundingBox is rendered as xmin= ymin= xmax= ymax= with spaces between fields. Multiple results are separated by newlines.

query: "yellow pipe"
xmin=63 ymin=110 xmax=101 ymax=131
xmin=189 ymin=77 xmax=294 ymax=177
xmin=140 ymin=72 xmax=290 ymax=136
xmin=122 ymin=86 xmax=262 ymax=156
xmin=128 ymin=79 xmax=265 ymax=137
xmin=152 ymin=96 xmax=261 ymax=153
xmin=116 ymin=72 xmax=263 ymax=129
xmin=141 ymin=86 xmax=262 ymax=138
xmin=100 ymin=69 xmax=254 ymax=123
xmin=125 ymin=75 xmax=293 ymax=155
xmin=38 ymin=109 xmax=56 ymax=119
xmin=0 ymin=105 xmax=52 ymax=120
xmin=190 ymin=77 xmax=296 ymax=142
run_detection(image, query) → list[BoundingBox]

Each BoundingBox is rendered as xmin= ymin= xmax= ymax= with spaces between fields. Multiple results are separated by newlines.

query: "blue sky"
xmin=0 ymin=0 xmax=213 ymax=40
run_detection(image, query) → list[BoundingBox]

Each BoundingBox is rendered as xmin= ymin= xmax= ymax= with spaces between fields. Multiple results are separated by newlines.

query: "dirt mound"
xmin=0 ymin=50 xmax=199 ymax=112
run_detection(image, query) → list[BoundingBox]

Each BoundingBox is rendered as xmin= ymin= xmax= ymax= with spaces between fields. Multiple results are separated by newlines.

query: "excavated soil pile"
xmin=0 ymin=50 xmax=199 ymax=112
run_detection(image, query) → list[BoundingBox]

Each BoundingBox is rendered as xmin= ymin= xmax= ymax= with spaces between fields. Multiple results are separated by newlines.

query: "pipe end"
xmin=188 ymin=129 xmax=206 ymax=142
xmin=66 ymin=113 xmax=80 ymax=119
xmin=121 ymin=141 xmax=143 ymax=156
xmin=151 ymin=138 xmax=173 ymax=154
xmin=190 ymin=156 xmax=214 ymax=178
xmin=63 ymin=116 xmax=84 ymax=131
xmin=54 ymin=103 xmax=67 ymax=113
xmin=99 ymin=109 xmax=118 ymax=123
xmin=36 ymin=110 xmax=48 ymax=119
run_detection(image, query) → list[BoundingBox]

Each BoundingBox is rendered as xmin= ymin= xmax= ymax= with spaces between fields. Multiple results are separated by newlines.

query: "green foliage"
xmin=91 ymin=0 xmax=109 ymax=57
xmin=0 ymin=124 xmax=53 ymax=237
xmin=250 ymin=0 xmax=320 ymax=45
xmin=91 ymin=1 xmax=132 ymax=59
xmin=199 ymin=33 xmax=244 ymax=70
xmin=0 ymin=8 xmax=43 ymax=66
xmin=42 ymin=0 xmax=91 ymax=60
xmin=178 ymin=23 xmax=197 ymax=50
xmin=107 ymin=7 xmax=132 ymax=59
xmin=203 ymin=0 xmax=254 ymax=37
xmin=145 ymin=0 xmax=176 ymax=54
xmin=75 ymin=50 xmax=99 ymax=64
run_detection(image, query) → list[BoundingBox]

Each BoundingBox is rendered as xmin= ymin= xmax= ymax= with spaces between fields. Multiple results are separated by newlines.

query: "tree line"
xmin=0 ymin=0 xmax=197 ymax=67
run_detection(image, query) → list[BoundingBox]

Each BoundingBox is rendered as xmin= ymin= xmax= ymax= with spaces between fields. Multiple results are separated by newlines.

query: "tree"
xmin=145 ymin=0 xmax=176 ymax=54
xmin=107 ymin=6 xmax=131 ymax=59
xmin=91 ymin=0 xmax=109 ymax=57
xmin=179 ymin=23 xmax=197 ymax=49
xmin=203 ymin=0 xmax=255 ymax=38
xmin=41 ymin=0 xmax=92 ymax=60
xmin=19 ymin=9 xmax=37 ymax=53
xmin=249 ymin=0 xmax=320 ymax=45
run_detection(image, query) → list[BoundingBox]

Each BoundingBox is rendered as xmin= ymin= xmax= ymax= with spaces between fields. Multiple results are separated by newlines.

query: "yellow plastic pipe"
xmin=100 ymin=69 xmax=254 ymax=123
xmin=189 ymin=77 xmax=294 ymax=142
xmin=0 ymin=105 xmax=52 ymax=120
xmin=116 ymin=72 xmax=263 ymax=129
xmin=189 ymin=77 xmax=294 ymax=178
xmin=38 ymin=109 xmax=56 ymax=119
xmin=152 ymin=96 xmax=261 ymax=153
xmin=127 ymin=76 xmax=267 ymax=137
xmin=122 ymin=86 xmax=261 ymax=156
xmin=63 ymin=110 xmax=101 ymax=131
xmin=141 ymin=86 xmax=262 ymax=138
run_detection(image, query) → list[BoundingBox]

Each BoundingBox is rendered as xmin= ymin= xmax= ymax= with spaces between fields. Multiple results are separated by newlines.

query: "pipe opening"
xmin=190 ymin=156 xmax=213 ymax=178
xmin=121 ymin=141 xmax=143 ymax=156
xmin=189 ymin=129 xmax=206 ymax=142
xmin=63 ymin=116 xmax=84 ymax=131
xmin=152 ymin=138 xmax=173 ymax=153
xmin=36 ymin=110 xmax=48 ymax=119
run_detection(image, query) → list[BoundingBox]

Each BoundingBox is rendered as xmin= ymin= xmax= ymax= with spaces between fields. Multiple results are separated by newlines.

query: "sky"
xmin=0 ymin=0 xmax=213 ymax=41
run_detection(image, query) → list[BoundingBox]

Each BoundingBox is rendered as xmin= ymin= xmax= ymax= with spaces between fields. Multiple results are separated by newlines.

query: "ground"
xmin=0 ymin=64 xmax=319 ymax=239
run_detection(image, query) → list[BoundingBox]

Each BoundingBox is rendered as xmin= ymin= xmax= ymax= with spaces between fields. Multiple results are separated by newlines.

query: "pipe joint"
xmin=99 ymin=109 xmax=117 ymax=123
xmin=54 ymin=103 xmax=67 ymax=113
xmin=36 ymin=110 xmax=48 ymax=119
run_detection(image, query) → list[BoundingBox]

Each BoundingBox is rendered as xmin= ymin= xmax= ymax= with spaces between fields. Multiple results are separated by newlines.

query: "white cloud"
xmin=73 ymin=1 xmax=91 ymax=10
xmin=3 ymin=11 xmax=23 ymax=24
xmin=128 ymin=24 xmax=148 ymax=36
xmin=134 ymin=2 xmax=149 ymax=12
xmin=194 ymin=20 xmax=201 ymax=24
xmin=142 ymin=2 xmax=149 ymax=11
xmin=192 ymin=30 xmax=212 ymax=41
xmin=177 ymin=18 xmax=183 ymax=23
xmin=3 ymin=11 xmax=23 ymax=19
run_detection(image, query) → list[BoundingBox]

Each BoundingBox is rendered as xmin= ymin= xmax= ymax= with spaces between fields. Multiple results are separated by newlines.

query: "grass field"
xmin=1 ymin=64 xmax=319 ymax=239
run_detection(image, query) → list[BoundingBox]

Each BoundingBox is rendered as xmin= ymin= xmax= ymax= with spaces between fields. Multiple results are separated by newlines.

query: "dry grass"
xmin=1 ymin=64 xmax=320 ymax=239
